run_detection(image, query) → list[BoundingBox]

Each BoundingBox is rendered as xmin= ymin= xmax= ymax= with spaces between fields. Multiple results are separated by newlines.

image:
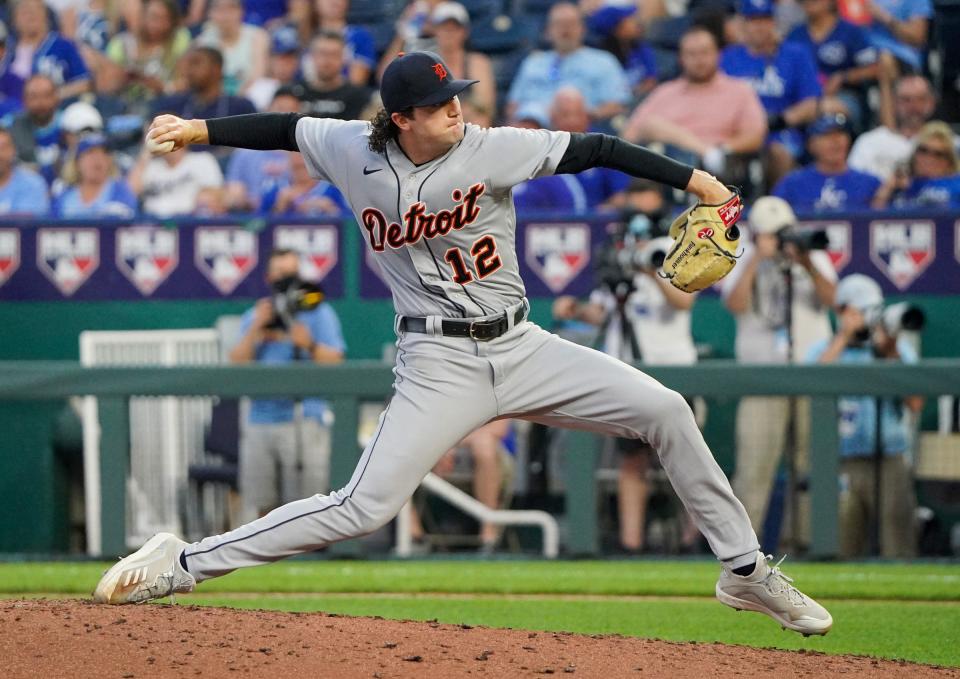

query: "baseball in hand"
xmin=145 ymin=135 xmax=175 ymax=155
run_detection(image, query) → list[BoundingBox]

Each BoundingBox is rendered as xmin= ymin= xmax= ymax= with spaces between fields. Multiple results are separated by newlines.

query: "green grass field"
xmin=3 ymin=560 xmax=959 ymax=667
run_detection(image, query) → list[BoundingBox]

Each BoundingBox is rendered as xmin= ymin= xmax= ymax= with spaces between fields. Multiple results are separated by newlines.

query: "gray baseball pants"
xmin=183 ymin=321 xmax=760 ymax=580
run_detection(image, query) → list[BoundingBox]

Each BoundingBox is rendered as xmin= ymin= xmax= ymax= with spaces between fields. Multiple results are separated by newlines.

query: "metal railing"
xmin=2 ymin=360 xmax=958 ymax=558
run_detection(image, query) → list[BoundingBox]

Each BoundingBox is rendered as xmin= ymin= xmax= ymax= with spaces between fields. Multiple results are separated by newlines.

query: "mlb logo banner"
xmin=116 ymin=226 xmax=178 ymax=296
xmin=525 ymin=223 xmax=591 ymax=293
xmin=273 ymin=225 xmax=338 ymax=282
xmin=36 ymin=227 xmax=99 ymax=296
xmin=195 ymin=226 xmax=258 ymax=295
xmin=797 ymin=220 xmax=851 ymax=271
xmin=0 ymin=229 xmax=20 ymax=289
xmin=869 ymin=220 xmax=935 ymax=290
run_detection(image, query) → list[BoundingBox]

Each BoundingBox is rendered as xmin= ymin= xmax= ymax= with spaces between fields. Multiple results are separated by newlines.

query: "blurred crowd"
xmin=0 ymin=0 xmax=957 ymax=220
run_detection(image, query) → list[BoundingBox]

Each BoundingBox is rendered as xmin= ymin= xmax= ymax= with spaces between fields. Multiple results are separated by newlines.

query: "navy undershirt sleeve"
xmin=205 ymin=113 xmax=304 ymax=151
xmin=555 ymin=132 xmax=694 ymax=191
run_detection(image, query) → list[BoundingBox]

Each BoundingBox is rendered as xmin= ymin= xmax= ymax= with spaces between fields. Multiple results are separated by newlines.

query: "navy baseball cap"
xmin=76 ymin=133 xmax=109 ymax=156
xmin=588 ymin=5 xmax=637 ymax=37
xmin=809 ymin=112 xmax=852 ymax=136
xmin=271 ymin=26 xmax=300 ymax=55
xmin=380 ymin=51 xmax=478 ymax=114
xmin=739 ymin=0 xmax=774 ymax=17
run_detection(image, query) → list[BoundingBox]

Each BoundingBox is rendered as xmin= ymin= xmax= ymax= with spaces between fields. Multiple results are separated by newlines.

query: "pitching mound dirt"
xmin=3 ymin=599 xmax=957 ymax=679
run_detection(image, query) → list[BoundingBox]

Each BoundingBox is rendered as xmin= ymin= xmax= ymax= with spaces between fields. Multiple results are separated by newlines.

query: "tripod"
xmin=779 ymin=258 xmax=803 ymax=554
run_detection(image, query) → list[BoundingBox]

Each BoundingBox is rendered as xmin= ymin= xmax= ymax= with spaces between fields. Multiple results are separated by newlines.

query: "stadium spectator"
xmin=512 ymin=174 xmax=587 ymax=214
xmin=245 ymin=25 xmax=303 ymax=111
xmin=224 ymin=89 xmax=299 ymax=213
xmin=270 ymin=151 xmax=349 ymax=216
xmin=150 ymin=46 xmax=256 ymax=120
xmin=52 ymin=134 xmax=137 ymax=218
xmin=506 ymin=2 xmax=630 ymax=121
xmin=194 ymin=185 xmax=230 ymax=216
xmin=242 ymin=0 xmax=289 ymax=26
xmin=550 ymin=87 xmax=630 ymax=210
xmin=511 ymin=91 xmax=622 ymax=214
xmin=378 ymin=0 xmax=445 ymax=77
xmin=863 ymin=0 xmax=930 ymax=73
xmin=848 ymin=73 xmax=936 ymax=180
xmin=128 ymin=144 xmax=224 ymax=217
xmin=786 ymin=0 xmax=878 ymax=128
xmin=0 ymin=127 xmax=50 ymax=215
xmin=553 ymin=182 xmax=698 ymax=553
xmin=872 ymin=121 xmax=960 ymax=209
xmin=313 ymin=0 xmax=376 ymax=87
xmin=104 ymin=0 xmax=192 ymax=112
xmin=428 ymin=2 xmax=495 ymax=128
xmin=229 ymin=247 xmax=346 ymax=521
xmin=10 ymin=0 xmax=91 ymax=99
xmin=293 ymin=30 xmax=375 ymax=120
xmin=721 ymin=0 xmax=830 ymax=185
xmin=772 ymin=113 xmax=881 ymax=212
xmin=274 ymin=0 xmax=318 ymax=49
xmin=56 ymin=100 xmax=105 ymax=187
xmin=408 ymin=420 xmax=514 ymax=553
xmin=150 ymin=46 xmax=256 ymax=162
xmin=807 ymin=274 xmax=921 ymax=559
xmin=9 ymin=74 xmax=62 ymax=185
xmin=623 ymin=25 xmax=766 ymax=182
xmin=49 ymin=0 xmax=113 ymax=70
xmin=722 ymin=196 xmax=837 ymax=537
xmin=196 ymin=0 xmax=270 ymax=96
xmin=508 ymin=101 xmax=550 ymax=129
xmin=588 ymin=2 xmax=658 ymax=100
xmin=0 ymin=21 xmax=24 ymax=118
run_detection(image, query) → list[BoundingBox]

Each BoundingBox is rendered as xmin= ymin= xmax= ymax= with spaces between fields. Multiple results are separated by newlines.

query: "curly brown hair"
xmin=368 ymin=107 xmax=412 ymax=154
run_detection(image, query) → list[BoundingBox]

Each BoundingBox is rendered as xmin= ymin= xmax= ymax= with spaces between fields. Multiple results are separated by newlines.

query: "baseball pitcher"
xmin=94 ymin=51 xmax=832 ymax=636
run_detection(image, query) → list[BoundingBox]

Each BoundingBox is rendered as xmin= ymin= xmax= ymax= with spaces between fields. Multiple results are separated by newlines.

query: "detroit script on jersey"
xmin=361 ymin=183 xmax=486 ymax=251
xmin=294 ymin=118 xmax=571 ymax=317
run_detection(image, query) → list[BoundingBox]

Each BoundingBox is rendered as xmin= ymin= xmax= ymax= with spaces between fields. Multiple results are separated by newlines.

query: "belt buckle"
xmin=469 ymin=318 xmax=499 ymax=341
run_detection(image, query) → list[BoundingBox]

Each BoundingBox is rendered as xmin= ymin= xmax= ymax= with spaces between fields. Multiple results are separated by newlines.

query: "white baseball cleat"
xmin=92 ymin=533 xmax=195 ymax=604
xmin=715 ymin=552 xmax=833 ymax=636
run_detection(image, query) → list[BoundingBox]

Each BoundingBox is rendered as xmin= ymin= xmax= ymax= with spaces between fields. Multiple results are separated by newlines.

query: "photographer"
xmin=722 ymin=196 xmax=837 ymax=541
xmin=871 ymin=121 xmax=960 ymax=210
xmin=806 ymin=274 xmax=922 ymax=558
xmin=229 ymin=248 xmax=346 ymax=522
xmin=553 ymin=180 xmax=697 ymax=553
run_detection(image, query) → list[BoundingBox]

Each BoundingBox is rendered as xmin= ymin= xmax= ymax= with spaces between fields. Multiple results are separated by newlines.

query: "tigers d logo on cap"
xmin=380 ymin=51 xmax=478 ymax=114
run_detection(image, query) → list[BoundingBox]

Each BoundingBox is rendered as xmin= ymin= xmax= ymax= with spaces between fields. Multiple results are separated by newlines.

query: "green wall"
xmin=1 ymin=293 xmax=957 ymax=552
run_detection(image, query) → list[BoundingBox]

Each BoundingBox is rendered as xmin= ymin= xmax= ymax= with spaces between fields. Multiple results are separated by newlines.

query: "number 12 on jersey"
xmin=444 ymin=235 xmax=502 ymax=285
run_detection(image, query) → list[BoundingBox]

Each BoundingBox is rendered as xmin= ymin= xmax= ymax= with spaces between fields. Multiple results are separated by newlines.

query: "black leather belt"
xmin=399 ymin=304 xmax=527 ymax=341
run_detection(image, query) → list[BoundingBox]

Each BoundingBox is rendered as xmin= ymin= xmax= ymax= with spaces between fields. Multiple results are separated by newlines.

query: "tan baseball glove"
xmin=660 ymin=192 xmax=743 ymax=293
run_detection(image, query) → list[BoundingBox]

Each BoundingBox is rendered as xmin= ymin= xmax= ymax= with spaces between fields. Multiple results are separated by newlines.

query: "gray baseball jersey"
xmin=295 ymin=119 xmax=570 ymax=318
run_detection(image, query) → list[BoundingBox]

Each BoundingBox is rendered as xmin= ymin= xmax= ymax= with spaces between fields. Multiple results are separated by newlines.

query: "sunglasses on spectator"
xmin=916 ymin=144 xmax=951 ymax=159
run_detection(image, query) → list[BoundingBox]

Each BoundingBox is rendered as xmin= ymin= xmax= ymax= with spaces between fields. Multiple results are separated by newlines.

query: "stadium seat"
xmin=470 ymin=14 xmax=538 ymax=54
xmin=460 ymin=0 xmax=504 ymax=22
xmin=646 ymin=16 xmax=691 ymax=51
xmin=185 ymin=399 xmax=240 ymax=540
xmin=492 ymin=48 xmax=529 ymax=100
xmin=651 ymin=46 xmax=680 ymax=82
xmin=348 ymin=0 xmax=403 ymax=25
xmin=360 ymin=22 xmax=398 ymax=58
xmin=511 ymin=0 xmax=565 ymax=15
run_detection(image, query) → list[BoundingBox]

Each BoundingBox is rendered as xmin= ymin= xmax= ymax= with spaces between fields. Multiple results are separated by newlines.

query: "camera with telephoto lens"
xmin=777 ymin=226 xmax=829 ymax=253
xmin=881 ymin=302 xmax=925 ymax=336
xmin=266 ymin=275 xmax=325 ymax=330
xmin=595 ymin=211 xmax=670 ymax=297
xmin=851 ymin=302 xmax=925 ymax=345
